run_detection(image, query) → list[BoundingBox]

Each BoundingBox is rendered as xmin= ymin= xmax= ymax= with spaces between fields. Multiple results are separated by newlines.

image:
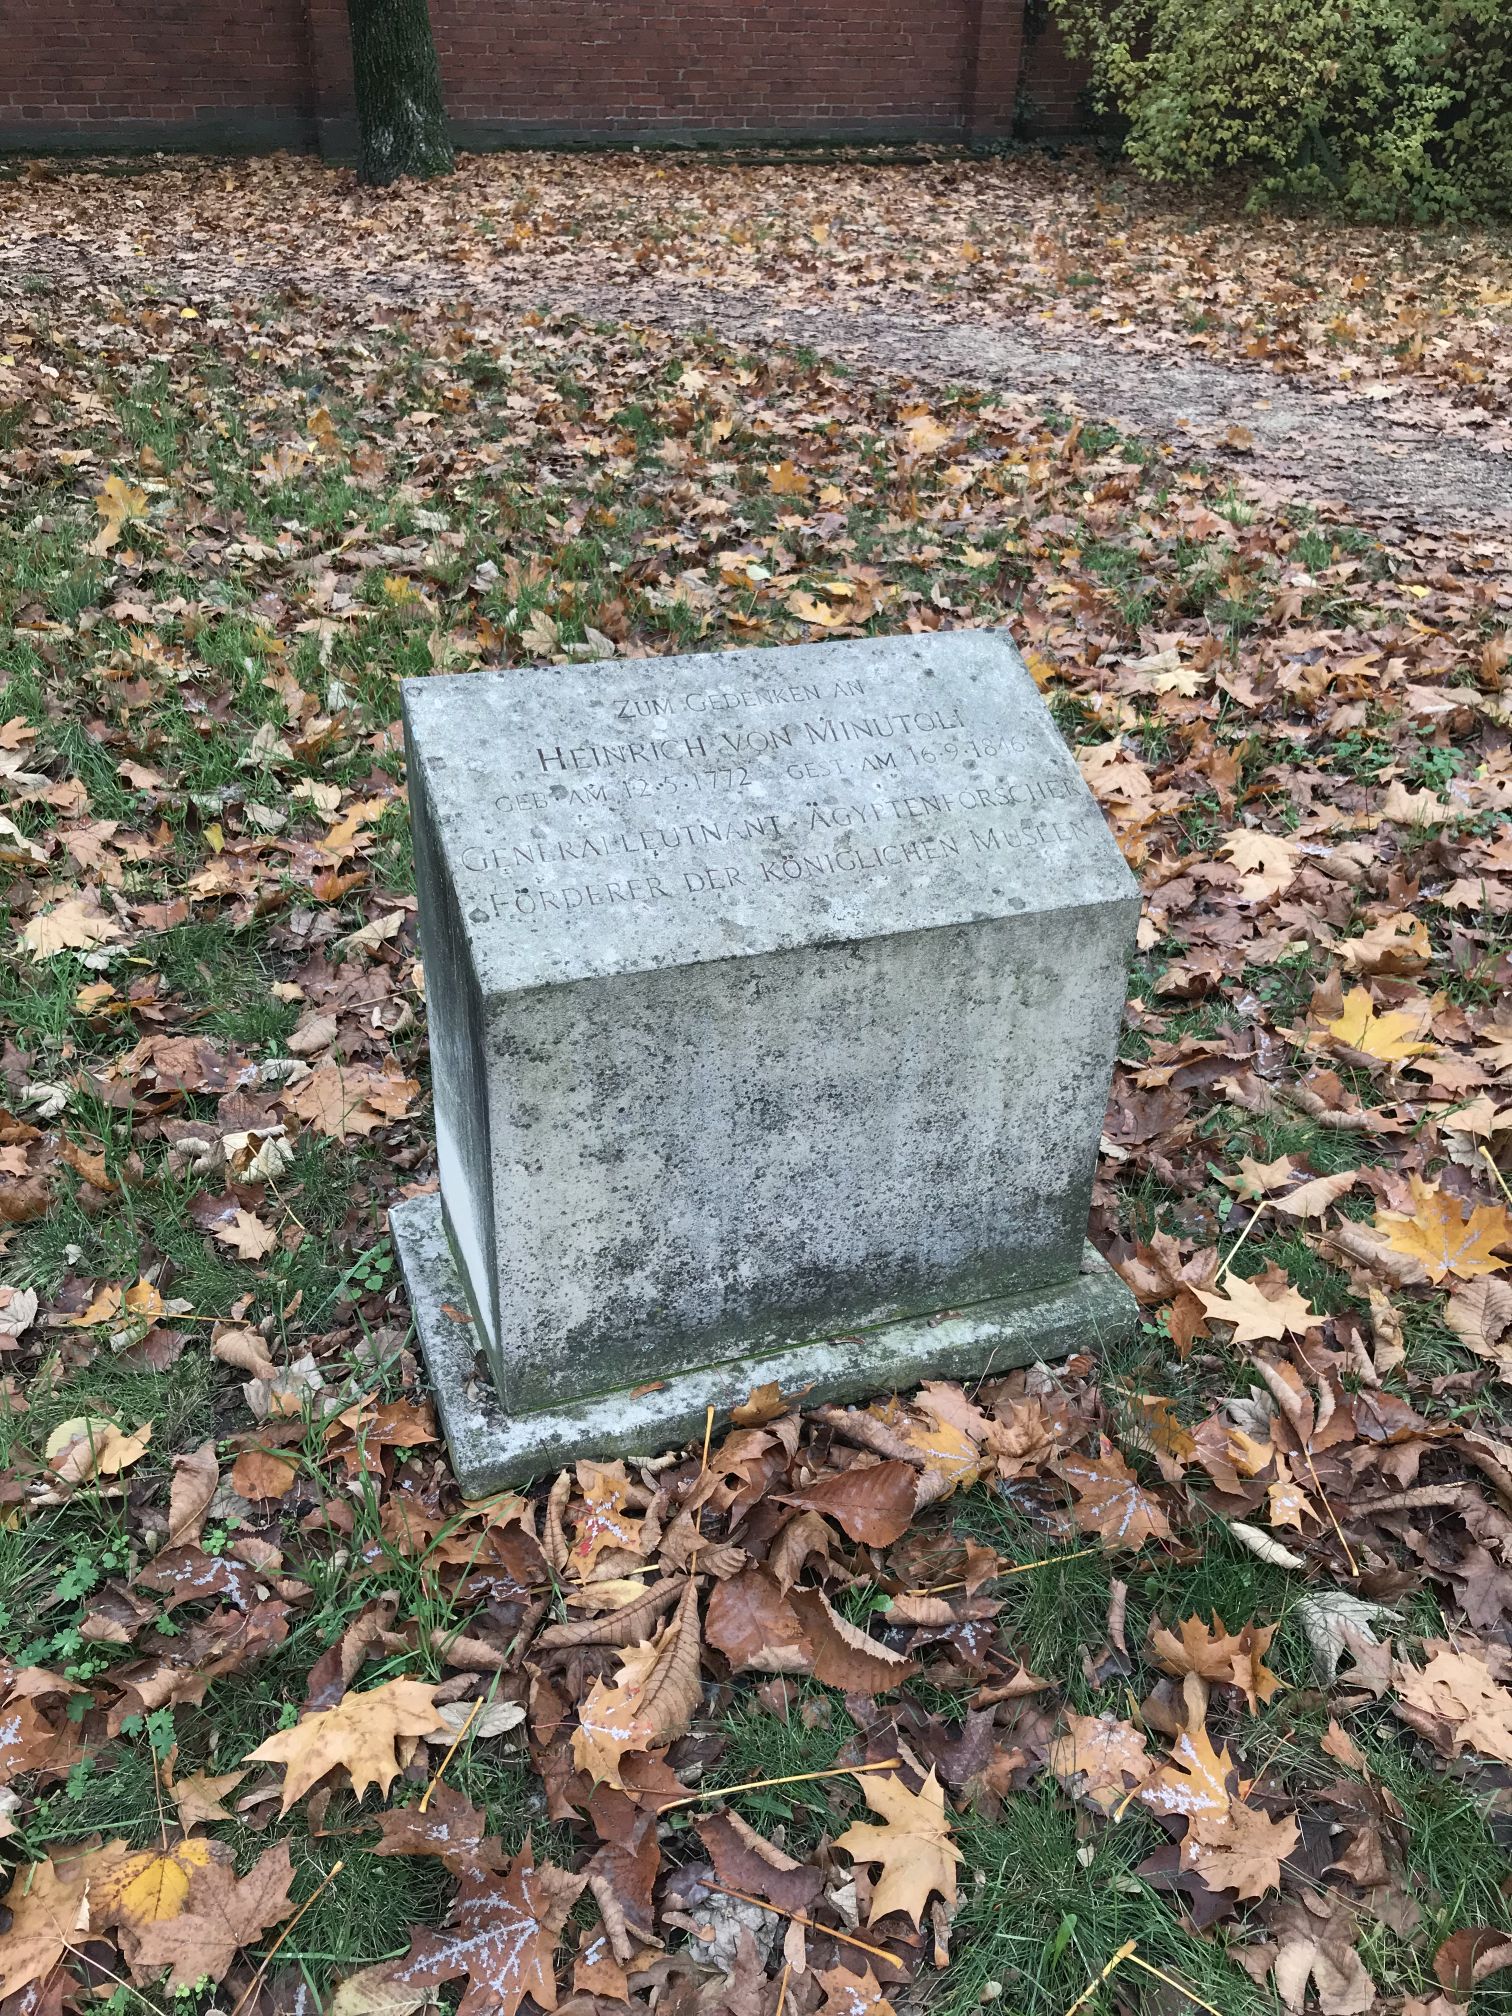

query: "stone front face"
xmin=403 ymin=633 xmax=1138 ymax=1418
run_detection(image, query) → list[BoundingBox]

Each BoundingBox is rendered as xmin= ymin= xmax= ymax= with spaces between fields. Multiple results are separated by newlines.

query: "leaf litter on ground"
xmin=0 ymin=142 xmax=1509 ymax=2016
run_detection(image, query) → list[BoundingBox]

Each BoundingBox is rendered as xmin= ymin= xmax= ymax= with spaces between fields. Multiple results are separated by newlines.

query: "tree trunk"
xmin=347 ymin=0 xmax=454 ymax=186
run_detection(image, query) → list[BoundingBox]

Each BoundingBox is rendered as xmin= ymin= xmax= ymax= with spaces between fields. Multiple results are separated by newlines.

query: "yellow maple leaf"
xmin=87 ymin=1837 xmax=216 ymax=1932
xmin=766 ymin=460 xmax=811 ymax=497
xmin=1377 ymin=1180 xmax=1512 ymax=1285
xmin=901 ymin=412 xmax=952 ymax=456
xmin=1321 ymin=986 xmax=1435 ymax=1063
xmin=835 ymin=1767 xmax=961 ymax=1927
xmin=90 ymin=473 xmax=149 ymax=555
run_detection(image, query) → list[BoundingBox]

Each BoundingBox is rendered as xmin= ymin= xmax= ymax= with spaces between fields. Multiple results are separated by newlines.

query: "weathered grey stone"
xmin=392 ymin=1196 xmax=1136 ymax=1496
xmin=396 ymin=631 xmax=1139 ymax=1491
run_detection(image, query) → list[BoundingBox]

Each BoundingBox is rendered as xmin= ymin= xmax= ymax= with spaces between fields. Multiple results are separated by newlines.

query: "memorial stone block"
xmin=390 ymin=632 xmax=1139 ymax=1493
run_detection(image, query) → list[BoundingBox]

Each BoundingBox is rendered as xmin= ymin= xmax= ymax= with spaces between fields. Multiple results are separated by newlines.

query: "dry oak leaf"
xmin=333 ymin=1844 xmax=584 ymax=2016
xmin=1139 ymin=1718 xmax=1235 ymax=1825
xmin=284 ymin=1062 xmax=419 ymax=1140
xmin=571 ymin=1581 xmax=701 ymax=1787
xmin=1392 ymin=1643 xmax=1512 ymax=1764
xmin=781 ymin=1460 xmax=918 ymax=1546
xmin=45 ymin=1414 xmax=151 ymax=1483
xmin=125 ymin=1842 xmax=295 ymax=1992
xmin=1059 ymin=1443 xmax=1172 ymax=1548
xmin=0 ymin=1856 xmax=90 ymax=2001
xmin=20 ymin=897 xmax=125 ymax=962
xmin=1320 ymin=987 xmax=1435 ymax=1064
xmin=86 ymin=1836 xmax=219 ymax=1932
xmin=1377 ymin=1180 xmax=1512 ymax=1285
xmin=245 ymin=1676 xmax=448 ymax=1812
xmin=1148 ymin=1613 xmax=1282 ymax=1713
xmin=1047 ymin=1711 xmax=1152 ymax=1814
xmin=1195 ymin=1273 xmax=1319 ymax=1344
xmin=835 ymin=1768 xmax=961 ymax=1928
xmin=212 ymin=1207 xmax=280 ymax=1262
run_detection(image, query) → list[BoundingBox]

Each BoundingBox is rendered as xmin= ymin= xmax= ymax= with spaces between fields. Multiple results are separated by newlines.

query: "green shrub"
xmin=1050 ymin=0 xmax=1512 ymax=218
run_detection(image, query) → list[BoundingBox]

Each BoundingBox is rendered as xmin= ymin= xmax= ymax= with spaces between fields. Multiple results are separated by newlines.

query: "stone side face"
xmin=2 ymin=0 xmax=1089 ymax=153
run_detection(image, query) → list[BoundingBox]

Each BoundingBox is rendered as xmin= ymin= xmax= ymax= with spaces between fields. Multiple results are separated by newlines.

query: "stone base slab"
xmin=391 ymin=1192 xmax=1138 ymax=1497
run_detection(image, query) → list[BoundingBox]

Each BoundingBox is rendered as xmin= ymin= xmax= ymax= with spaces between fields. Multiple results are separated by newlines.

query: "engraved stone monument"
xmin=390 ymin=632 xmax=1138 ymax=1494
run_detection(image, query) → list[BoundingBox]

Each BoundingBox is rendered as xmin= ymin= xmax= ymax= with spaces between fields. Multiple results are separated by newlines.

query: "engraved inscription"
xmin=456 ymin=670 xmax=1093 ymax=925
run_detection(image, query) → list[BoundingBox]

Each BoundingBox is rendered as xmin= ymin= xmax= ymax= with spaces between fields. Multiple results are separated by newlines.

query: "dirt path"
xmin=6 ymin=239 xmax=1509 ymax=537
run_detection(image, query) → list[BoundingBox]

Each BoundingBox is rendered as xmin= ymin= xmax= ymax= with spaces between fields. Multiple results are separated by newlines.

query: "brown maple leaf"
xmin=284 ymin=1062 xmax=419 ymax=1140
xmin=834 ymin=1767 xmax=961 ymax=1927
xmin=1059 ymin=1443 xmax=1172 ymax=1548
xmin=211 ymin=1207 xmax=280 ymax=1261
xmin=1391 ymin=1641 xmax=1512 ymax=1763
xmin=124 ymin=1843 xmax=295 ymax=1991
xmin=245 ymin=1676 xmax=447 ymax=1811
xmin=332 ymin=1844 xmax=584 ymax=2016
xmin=1377 ymin=1180 xmax=1512 ymax=1285
xmin=567 ymin=1460 xmax=645 ymax=1577
xmin=363 ymin=1782 xmax=506 ymax=1875
xmin=20 ymin=896 xmax=125 ymax=962
xmin=1180 ymin=1798 xmax=1299 ymax=1901
xmin=1048 ymin=1711 xmax=1152 ymax=1814
xmin=1148 ymin=1613 xmax=1282 ymax=1712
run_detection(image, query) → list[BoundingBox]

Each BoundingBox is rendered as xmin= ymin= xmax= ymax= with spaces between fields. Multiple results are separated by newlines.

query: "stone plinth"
xmin=392 ymin=632 xmax=1139 ymax=1494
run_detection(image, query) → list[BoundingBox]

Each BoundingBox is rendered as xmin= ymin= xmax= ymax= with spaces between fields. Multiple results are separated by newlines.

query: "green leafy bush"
xmin=1050 ymin=0 xmax=1512 ymax=218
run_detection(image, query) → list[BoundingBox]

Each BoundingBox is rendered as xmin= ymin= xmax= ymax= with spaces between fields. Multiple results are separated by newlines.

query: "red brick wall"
xmin=0 ymin=0 xmax=315 ymax=149
xmin=1 ymin=0 xmax=1088 ymax=153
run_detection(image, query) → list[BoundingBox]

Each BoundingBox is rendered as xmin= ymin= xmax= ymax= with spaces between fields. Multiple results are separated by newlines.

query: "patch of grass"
xmin=940 ymin=1788 xmax=1255 ymax=2016
xmin=716 ymin=1685 xmax=857 ymax=1851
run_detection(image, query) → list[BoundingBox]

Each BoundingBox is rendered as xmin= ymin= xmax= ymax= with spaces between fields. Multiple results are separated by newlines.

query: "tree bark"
xmin=347 ymin=0 xmax=454 ymax=186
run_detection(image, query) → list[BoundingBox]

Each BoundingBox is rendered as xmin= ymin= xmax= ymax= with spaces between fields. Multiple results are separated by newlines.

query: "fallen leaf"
xmin=1377 ymin=1180 xmax=1512 ymax=1284
xmin=1148 ymin=1613 xmax=1282 ymax=1712
xmin=212 ymin=1207 xmax=280 ymax=1261
xmin=782 ymin=1460 xmax=917 ymax=1546
xmin=1196 ymin=1273 xmax=1320 ymax=1343
xmin=45 ymin=1414 xmax=151 ymax=1483
xmin=245 ymin=1676 xmax=448 ymax=1811
xmin=834 ymin=1768 xmax=961 ymax=1927
xmin=1059 ymin=1443 xmax=1172 ymax=1547
xmin=331 ymin=1843 xmax=584 ymax=2016
xmin=124 ymin=1843 xmax=295 ymax=1990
